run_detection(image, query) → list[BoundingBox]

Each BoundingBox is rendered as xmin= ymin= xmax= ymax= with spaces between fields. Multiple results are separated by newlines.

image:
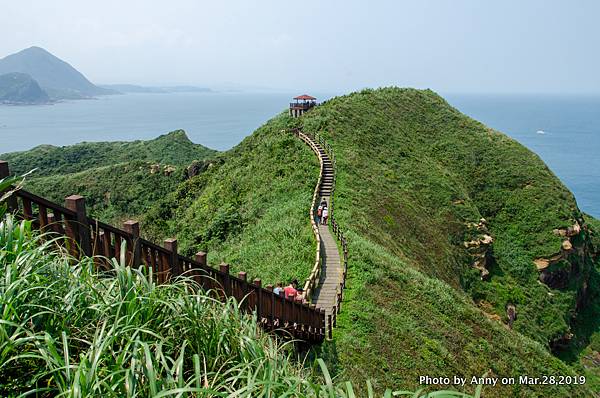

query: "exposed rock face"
xmin=185 ymin=160 xmax=210 ymax=179
xmin=534 ymin=221 xmax=588 ymax=290
xmin=163 ymin=165 xmax=176 ymax=176
xmin=464 ymin=218 xmax=494 ymax=279
xmin=553 ymin=223 xmax=581 ymax=238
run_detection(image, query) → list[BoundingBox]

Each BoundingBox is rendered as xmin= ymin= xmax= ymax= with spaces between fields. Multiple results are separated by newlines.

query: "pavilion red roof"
xmin=294 ymin=94 xmax=316 ymax=100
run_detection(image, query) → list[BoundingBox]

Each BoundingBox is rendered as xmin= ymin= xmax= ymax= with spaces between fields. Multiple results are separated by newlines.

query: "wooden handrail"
xmin=292 ymin=129 xmax=324 ymax=299
xmin=0 ymin=160 xmax=325 ymax=343
xmin=296 ymin=130 xmax=350 ymax=337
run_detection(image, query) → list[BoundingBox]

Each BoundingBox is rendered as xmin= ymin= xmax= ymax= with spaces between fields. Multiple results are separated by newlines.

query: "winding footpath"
xmin=301 ymin=134 xmax=344 ymax=321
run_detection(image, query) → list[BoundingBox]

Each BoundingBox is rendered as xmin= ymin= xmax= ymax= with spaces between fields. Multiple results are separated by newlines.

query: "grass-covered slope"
xmin=144 ymin=116 xmax=318 ymax=286
xmin=299 ymin=88 xmax=595 ymax=396
xmin=302 ymin=88 xmax=591 ymax=343
xmin=25 ymin=161 xmax=183 ymax=224
xmin=1 ymin=130 xmax=216 ymax=177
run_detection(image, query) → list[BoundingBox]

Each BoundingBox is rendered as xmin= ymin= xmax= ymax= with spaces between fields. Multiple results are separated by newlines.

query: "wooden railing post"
xmin=220 ymin=263 xmax=231 ymax=297
xmin=195 ymin=251 xmax=207 ymax=266
xmin=0 ymin=161 xmax=17 ymax=212
xmin=123 ymin=220 xmax=141 ymax=266
xmin=193 ymin=251 xmax=207 ymax=287
xmin=328 ymin=313 xmax=333 ymax=339
xmin=65 ymin=195 xmax=92 ymax=257
xmin=164 ymin=238 xmax=179 ymax=277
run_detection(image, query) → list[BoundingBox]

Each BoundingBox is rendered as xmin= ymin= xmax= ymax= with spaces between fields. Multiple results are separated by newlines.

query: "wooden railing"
xmin=311 ymin=131 xmax=349 ymax=337
xmin=0 ymin=161 xmax=325 ymax=343
xmin=289 ymin=102 xmax=317 ymax=110
xmin=292 ymin=129 xmax=323 ymax=299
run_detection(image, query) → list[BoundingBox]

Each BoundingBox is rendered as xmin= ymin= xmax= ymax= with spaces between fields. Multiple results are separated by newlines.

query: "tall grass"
xmin=0 ymin=210 xmax=476 ymax=397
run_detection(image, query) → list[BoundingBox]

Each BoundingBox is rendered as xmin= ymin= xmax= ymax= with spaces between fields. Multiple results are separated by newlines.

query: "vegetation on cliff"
xmin=143 ymin=117 xmax=318 ymax=287
xmin=2 ymin=130 xmax=216 ymax=177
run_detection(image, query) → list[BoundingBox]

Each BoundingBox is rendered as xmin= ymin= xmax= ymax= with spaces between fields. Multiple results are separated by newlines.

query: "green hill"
xmin=1 ymin=130 xmax=216 ymax=178
xmin=0 ymin=72 xmax=49 ymax=104
xmin=142 ymin=88 xmax=597 ymax=396
xmin=2 ymin=130 xmax=217 ymax=224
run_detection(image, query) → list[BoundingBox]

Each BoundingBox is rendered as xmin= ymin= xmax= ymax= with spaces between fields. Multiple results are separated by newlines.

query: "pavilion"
xmin=289 ymin=94 xmax=317 ymax=117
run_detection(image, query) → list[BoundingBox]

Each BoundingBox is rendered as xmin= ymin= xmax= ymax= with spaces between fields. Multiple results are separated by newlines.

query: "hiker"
xmin=316 ymin=203 xmax=323 ymax=224
xmin=296 ymin=288 xmax=306 ymax=303
xmin=273 ymin=282 xmax=283 ymax=296
xmin=322 ymin=206 xmax=329 ymax=225
xmin=284 ymin=279 xmax=299 ymax=299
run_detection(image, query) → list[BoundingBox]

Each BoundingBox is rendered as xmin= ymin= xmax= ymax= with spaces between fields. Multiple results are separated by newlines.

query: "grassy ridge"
xmin=1 ymin=130 xmax=216 ymax=224
xmin=302 ymin=88 xmax=589 ymax=343
xmin=1 ymin=129 xmax=216 ymax=177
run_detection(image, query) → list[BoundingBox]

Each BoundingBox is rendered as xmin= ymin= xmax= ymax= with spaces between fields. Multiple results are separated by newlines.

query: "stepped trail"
xmin=295 ymin=131 xmax=346 ymax=323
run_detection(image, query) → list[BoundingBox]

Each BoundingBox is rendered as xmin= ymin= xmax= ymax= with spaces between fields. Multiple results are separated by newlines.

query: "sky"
xmin=1 ymin=0 xmax=599 ymax=94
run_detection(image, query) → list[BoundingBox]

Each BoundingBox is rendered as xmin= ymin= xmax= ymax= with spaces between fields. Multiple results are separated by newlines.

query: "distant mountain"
xmin=0 ymin=47 xmax=116 ymax=100
xmin=99 ymin=84 xmax=168 ymax=94
xmin=166 ymin=86 xmax=211 ymax=93
xmin=100 ymin=84 xmax=212 ymax=94
xmin=0 ymin=72 xmax=50 ymax=104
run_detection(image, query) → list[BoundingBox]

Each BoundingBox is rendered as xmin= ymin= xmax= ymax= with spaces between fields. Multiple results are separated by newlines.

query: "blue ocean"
xmin=0 ymin=92 xmax=598 ymax=217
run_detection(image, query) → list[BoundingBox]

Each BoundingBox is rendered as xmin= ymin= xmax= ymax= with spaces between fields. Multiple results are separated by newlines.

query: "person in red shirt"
xmin=284 ymin=279 xmax=299 ymax=299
